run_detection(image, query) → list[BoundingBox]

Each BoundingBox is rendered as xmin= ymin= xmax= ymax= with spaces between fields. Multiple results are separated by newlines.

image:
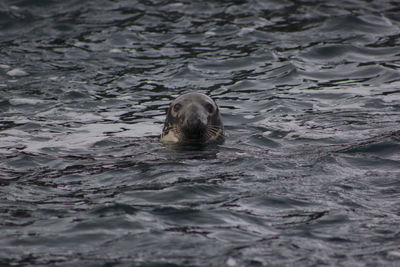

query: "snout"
xmin=183 ymin=115 xmax=207 ymax=139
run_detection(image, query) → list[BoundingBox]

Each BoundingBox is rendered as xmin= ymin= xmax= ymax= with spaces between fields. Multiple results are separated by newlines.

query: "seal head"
xmin=161 ymin=92 xmax=224 ymax=145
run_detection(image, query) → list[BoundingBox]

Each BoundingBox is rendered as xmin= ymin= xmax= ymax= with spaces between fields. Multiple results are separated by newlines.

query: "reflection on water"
xmin=1 ymin=0 xmax=400 ymax=266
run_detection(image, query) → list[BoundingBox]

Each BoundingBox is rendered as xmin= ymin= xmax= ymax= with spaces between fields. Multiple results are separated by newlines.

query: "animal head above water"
xmin=161 ymin=92 xmax=224 ymax=145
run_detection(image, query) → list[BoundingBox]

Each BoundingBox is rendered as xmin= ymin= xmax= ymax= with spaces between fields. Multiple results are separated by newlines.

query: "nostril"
xmin=188 ymin=118 xmax=202 ymax=129
xmin=185 ymin=116 xmax=207 ymax=138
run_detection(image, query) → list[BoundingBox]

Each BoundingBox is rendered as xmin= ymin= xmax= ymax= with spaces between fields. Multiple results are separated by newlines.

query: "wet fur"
xmin=161 ymin=93 xmax=224 ymax=145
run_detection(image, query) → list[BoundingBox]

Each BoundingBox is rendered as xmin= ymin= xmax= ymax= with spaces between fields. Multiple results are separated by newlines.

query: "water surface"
xmin=1 ymin=0 xmax=400 ymax=266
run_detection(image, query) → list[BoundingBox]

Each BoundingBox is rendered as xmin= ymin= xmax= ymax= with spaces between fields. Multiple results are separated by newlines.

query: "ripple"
xmin=6 ymin=68 xmax=29 ymax=77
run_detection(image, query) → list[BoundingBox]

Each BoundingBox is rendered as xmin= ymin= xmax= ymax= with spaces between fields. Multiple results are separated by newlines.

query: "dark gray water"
xmin=1 ymin=0 xmax=400 ymax=266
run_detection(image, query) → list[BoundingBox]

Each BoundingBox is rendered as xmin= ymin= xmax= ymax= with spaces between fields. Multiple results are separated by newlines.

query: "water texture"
xmin=1 ymin=0 xmax=400 ymax=266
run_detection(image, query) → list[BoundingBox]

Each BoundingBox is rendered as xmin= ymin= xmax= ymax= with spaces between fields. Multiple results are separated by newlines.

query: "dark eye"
xmin=173 ymin=103 xmax=182 ymax=113
xmin=205 ymin=103 xmax=214 ymax=113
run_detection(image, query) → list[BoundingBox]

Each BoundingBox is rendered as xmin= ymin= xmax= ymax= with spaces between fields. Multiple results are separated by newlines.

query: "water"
xmin=1 ymin=0 xmax=400 ymax=266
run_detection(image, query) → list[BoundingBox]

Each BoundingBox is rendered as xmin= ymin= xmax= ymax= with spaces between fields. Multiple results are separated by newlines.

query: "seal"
xmin=161 ymin=92 xmax=224 ymax=145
